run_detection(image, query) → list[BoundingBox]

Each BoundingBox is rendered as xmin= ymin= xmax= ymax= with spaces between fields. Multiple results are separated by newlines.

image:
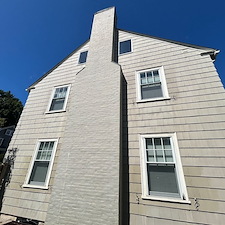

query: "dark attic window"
xmin=78 ymin=51 xmax=88 ymax=64
xmin=119 ymin=40 xmax=132 ymax=54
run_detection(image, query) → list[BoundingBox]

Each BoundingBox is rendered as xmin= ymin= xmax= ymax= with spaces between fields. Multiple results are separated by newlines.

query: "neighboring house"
xmin=1 ymin=7 xmax=225 ymax=225
xmin=0 ymin=126 xmax=15 ymax=162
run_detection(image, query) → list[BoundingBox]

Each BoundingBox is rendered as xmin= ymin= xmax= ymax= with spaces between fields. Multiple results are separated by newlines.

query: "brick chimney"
xmin=46 ymin=7 xmax=122 ymax=225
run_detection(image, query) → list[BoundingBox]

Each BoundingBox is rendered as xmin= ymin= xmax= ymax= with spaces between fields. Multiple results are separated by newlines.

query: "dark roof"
xmin=119 ymin=29 xmax=217 ymax=52
xmin=27 ymin=29 xmax=219 ymax=90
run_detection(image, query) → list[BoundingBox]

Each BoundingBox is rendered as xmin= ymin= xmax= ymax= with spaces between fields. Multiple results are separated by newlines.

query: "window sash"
xmin=78 ymin=51 xmax=88 ymax=64
xmin=48 ymin=85 xmax=70 ymax=112
xmin=25 ymin=139 xmax=58 ymax=188
xmin=140 ymin=134 xmax=188 ymax=201
xmin=119 ymin=40 xmax=132 ymax=54
xmin=136 ymin=66 xmax=169 ymax=101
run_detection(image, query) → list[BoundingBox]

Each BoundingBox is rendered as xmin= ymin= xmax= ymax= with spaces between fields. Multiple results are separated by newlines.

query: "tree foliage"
xmin=0 ymin=90 xmax=23 ymax=128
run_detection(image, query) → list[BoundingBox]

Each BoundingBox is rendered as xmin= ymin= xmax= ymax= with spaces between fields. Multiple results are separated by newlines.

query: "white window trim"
xmin=46 ymin=84 xmax=71 ymax=114
xmin=139 ymin=133 xmax=190 ymax=203
xmin=119 ymin=39 xmax=133 ymax=55
xmin=23 ymin=138 xmax=58 ymax=190
xmin=136 ymin=66 xmax=170 ymax=103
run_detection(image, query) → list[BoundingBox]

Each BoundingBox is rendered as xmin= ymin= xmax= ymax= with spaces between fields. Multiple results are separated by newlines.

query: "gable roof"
xmin=27 ymin=29 xmax=219 ymax=91
xmin=119 ymin=29 xmax=217 ymax=52
xmin=27 ymin=40 xmax=89 ymax=91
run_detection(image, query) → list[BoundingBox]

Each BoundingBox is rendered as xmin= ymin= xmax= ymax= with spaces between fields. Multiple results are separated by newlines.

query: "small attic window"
xmin=78 ymin=51 xmax=88 ymax=64
xmin=119 ymin=40 xmax=132 ymax=54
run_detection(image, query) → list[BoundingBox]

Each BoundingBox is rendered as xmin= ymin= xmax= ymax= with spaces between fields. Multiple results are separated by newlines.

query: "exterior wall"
xmin=118 ymin=30 xmax=225 ymax=225
xmin=1 ymin=42 xmax=89 ymax=222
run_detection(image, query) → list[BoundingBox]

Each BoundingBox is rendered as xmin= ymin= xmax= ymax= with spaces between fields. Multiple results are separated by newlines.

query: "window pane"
xmin=79 ymin=51 xmax=88 ymax=64
xmin=119 ymin=40 xmax=131 ymax=54
xmin=147 ymin=150 xmax=154 ymax=162
xmin=146 ymin=138 xmax=153 ymax=149
xmin=154 ymin=138 xmax=162 ymax=149
xmin=50 ymin=99 xmax=65 ymax=111
xmin=140 ymin=73 xmax=146 ymax=84
xmin=41 ymin=151 xmax=47 ymax=160
xmin=36 ymin=152 xmax=41 ymax=160
xmin=39 ymin=142 xmax=44 ymax=150
xmin=29 ymin=161 xmax=49 ymax=185
xmin=146 ymin=72 xmax=153 ymax=84
xmin=156 ymin=150 xmax=164 ymax=162
xmin=163 ymin=138 xmax=171 ymax=149
xmin=147 ymin=164 xmax=179 ymax=195
xmin=165 ymin=150 xmax=173 ymax=162
xmin=49 ymin=141 xmax=54 ymax=150
xmin=141 ymin=84 xmax=163 ymax=99
xmin=43 ymin=142 xmax=49 ymax=150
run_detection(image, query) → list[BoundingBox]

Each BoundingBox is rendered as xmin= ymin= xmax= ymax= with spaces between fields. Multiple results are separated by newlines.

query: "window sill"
xmin=45 ymin=110 xmax=66 ymax=114
xmin=22 ymin=184 xmax=49 ymax=190
xmin=142 ymin=195 xmax=191 ymax=204
xmin=137 ymin=97 xmax=171 ymax=103
xmin=119 ymin=51 xmax=133 ymax=56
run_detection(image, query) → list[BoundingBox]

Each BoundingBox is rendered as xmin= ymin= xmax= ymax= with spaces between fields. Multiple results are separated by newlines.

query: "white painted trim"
xmin=118 ymin=39 xmax=133 ymax=55
xmin=136 ymin=66 xmax=169 ymax=102
xmin=23 ymin=138 xmax=59 ymax=189
xmin=46 ymin=84 xmax=71 ymax=113
xmin=139 ymin=133 xmax=189 ymax=202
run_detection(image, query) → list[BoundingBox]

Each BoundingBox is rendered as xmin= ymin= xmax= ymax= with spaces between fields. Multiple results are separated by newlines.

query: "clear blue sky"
xmin=1 ymin=0 xmax=225 ymax=104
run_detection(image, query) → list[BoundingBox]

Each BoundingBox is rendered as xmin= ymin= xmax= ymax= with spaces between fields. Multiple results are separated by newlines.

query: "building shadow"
xmin=120 ymin=74 xmax=129 ymax=225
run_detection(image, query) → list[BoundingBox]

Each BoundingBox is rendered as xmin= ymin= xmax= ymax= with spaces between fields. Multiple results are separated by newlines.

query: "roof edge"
xmin=27 ymin=39 xmax=89 ymax=91
xmin=118 ymin=28 xmax=218 ymax=52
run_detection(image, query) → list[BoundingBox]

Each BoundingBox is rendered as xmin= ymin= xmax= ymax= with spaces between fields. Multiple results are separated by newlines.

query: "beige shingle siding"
xmin=1 ymin=43 xmax=89 ymax=221
xmin=119 ymin=30 xmax=225 ymax=224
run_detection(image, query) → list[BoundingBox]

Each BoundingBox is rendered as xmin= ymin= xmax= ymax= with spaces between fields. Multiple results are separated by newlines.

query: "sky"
xmin=0 ymin=0 xmax=225 ymax=105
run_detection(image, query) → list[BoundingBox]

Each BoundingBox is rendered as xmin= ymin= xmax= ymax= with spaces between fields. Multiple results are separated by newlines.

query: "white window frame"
xmin=139 ymin=133 xmax=189 ymax=203
xmin=119 ymin=39 xmax=133 ymax=55
xmin=136 ymin=66 xmax=170 ymax=102
xmin=23 ymin=138 xmax=58 ymax=189
xmin=46 ymin=84 xmax=71 ymax=113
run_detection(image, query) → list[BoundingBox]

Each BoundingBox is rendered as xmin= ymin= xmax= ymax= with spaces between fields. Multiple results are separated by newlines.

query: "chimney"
xmin=46 ymin=7 xmax=122 ymax=225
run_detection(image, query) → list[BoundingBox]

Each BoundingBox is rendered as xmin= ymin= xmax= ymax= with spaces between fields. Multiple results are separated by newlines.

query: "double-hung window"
xmin=136 ymin=66 xmax=169 ymax=101
xmin=24 ymin=139 xmax=58 ymax=189
xmin=140 ymin=133 xmax=188 ymax=202
xmin=48 ymin=85 xmax=70 ymax=112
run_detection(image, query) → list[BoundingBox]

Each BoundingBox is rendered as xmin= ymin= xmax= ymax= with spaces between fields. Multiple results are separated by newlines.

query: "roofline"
xmin=27 ymin=39 xmax=89 ymax=91
xmin=0 ymin=125 xmax=15 ymax=131
xmin=118 ymin=28 xmax=218 ymax=52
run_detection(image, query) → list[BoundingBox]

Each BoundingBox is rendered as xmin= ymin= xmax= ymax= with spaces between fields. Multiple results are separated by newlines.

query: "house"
xmin=0 ymin=126 xmax=15 ymax=162
xmin=1 ymin=6 xmax=225 ymax=225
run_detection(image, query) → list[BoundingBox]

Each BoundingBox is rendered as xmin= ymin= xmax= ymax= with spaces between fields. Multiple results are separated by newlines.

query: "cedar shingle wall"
xmin=119 ymin=30 xmax=225 ymax=225
xmin=1 ymin=43 xmax=89 ymax=221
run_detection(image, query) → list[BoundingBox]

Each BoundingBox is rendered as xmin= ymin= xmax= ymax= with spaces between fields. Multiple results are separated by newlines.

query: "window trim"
xmin=119 ymin=39 xmax=133 ymax=55
xmin=136 ymin=66 xmax=170 ymax=102
xmin=139 ymin=133 xmax=189 ymax=203
xmin=46 ymin=84 xmax=71 ymax=113
xmin=23 ymin=138 xmax=58 ymax=189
